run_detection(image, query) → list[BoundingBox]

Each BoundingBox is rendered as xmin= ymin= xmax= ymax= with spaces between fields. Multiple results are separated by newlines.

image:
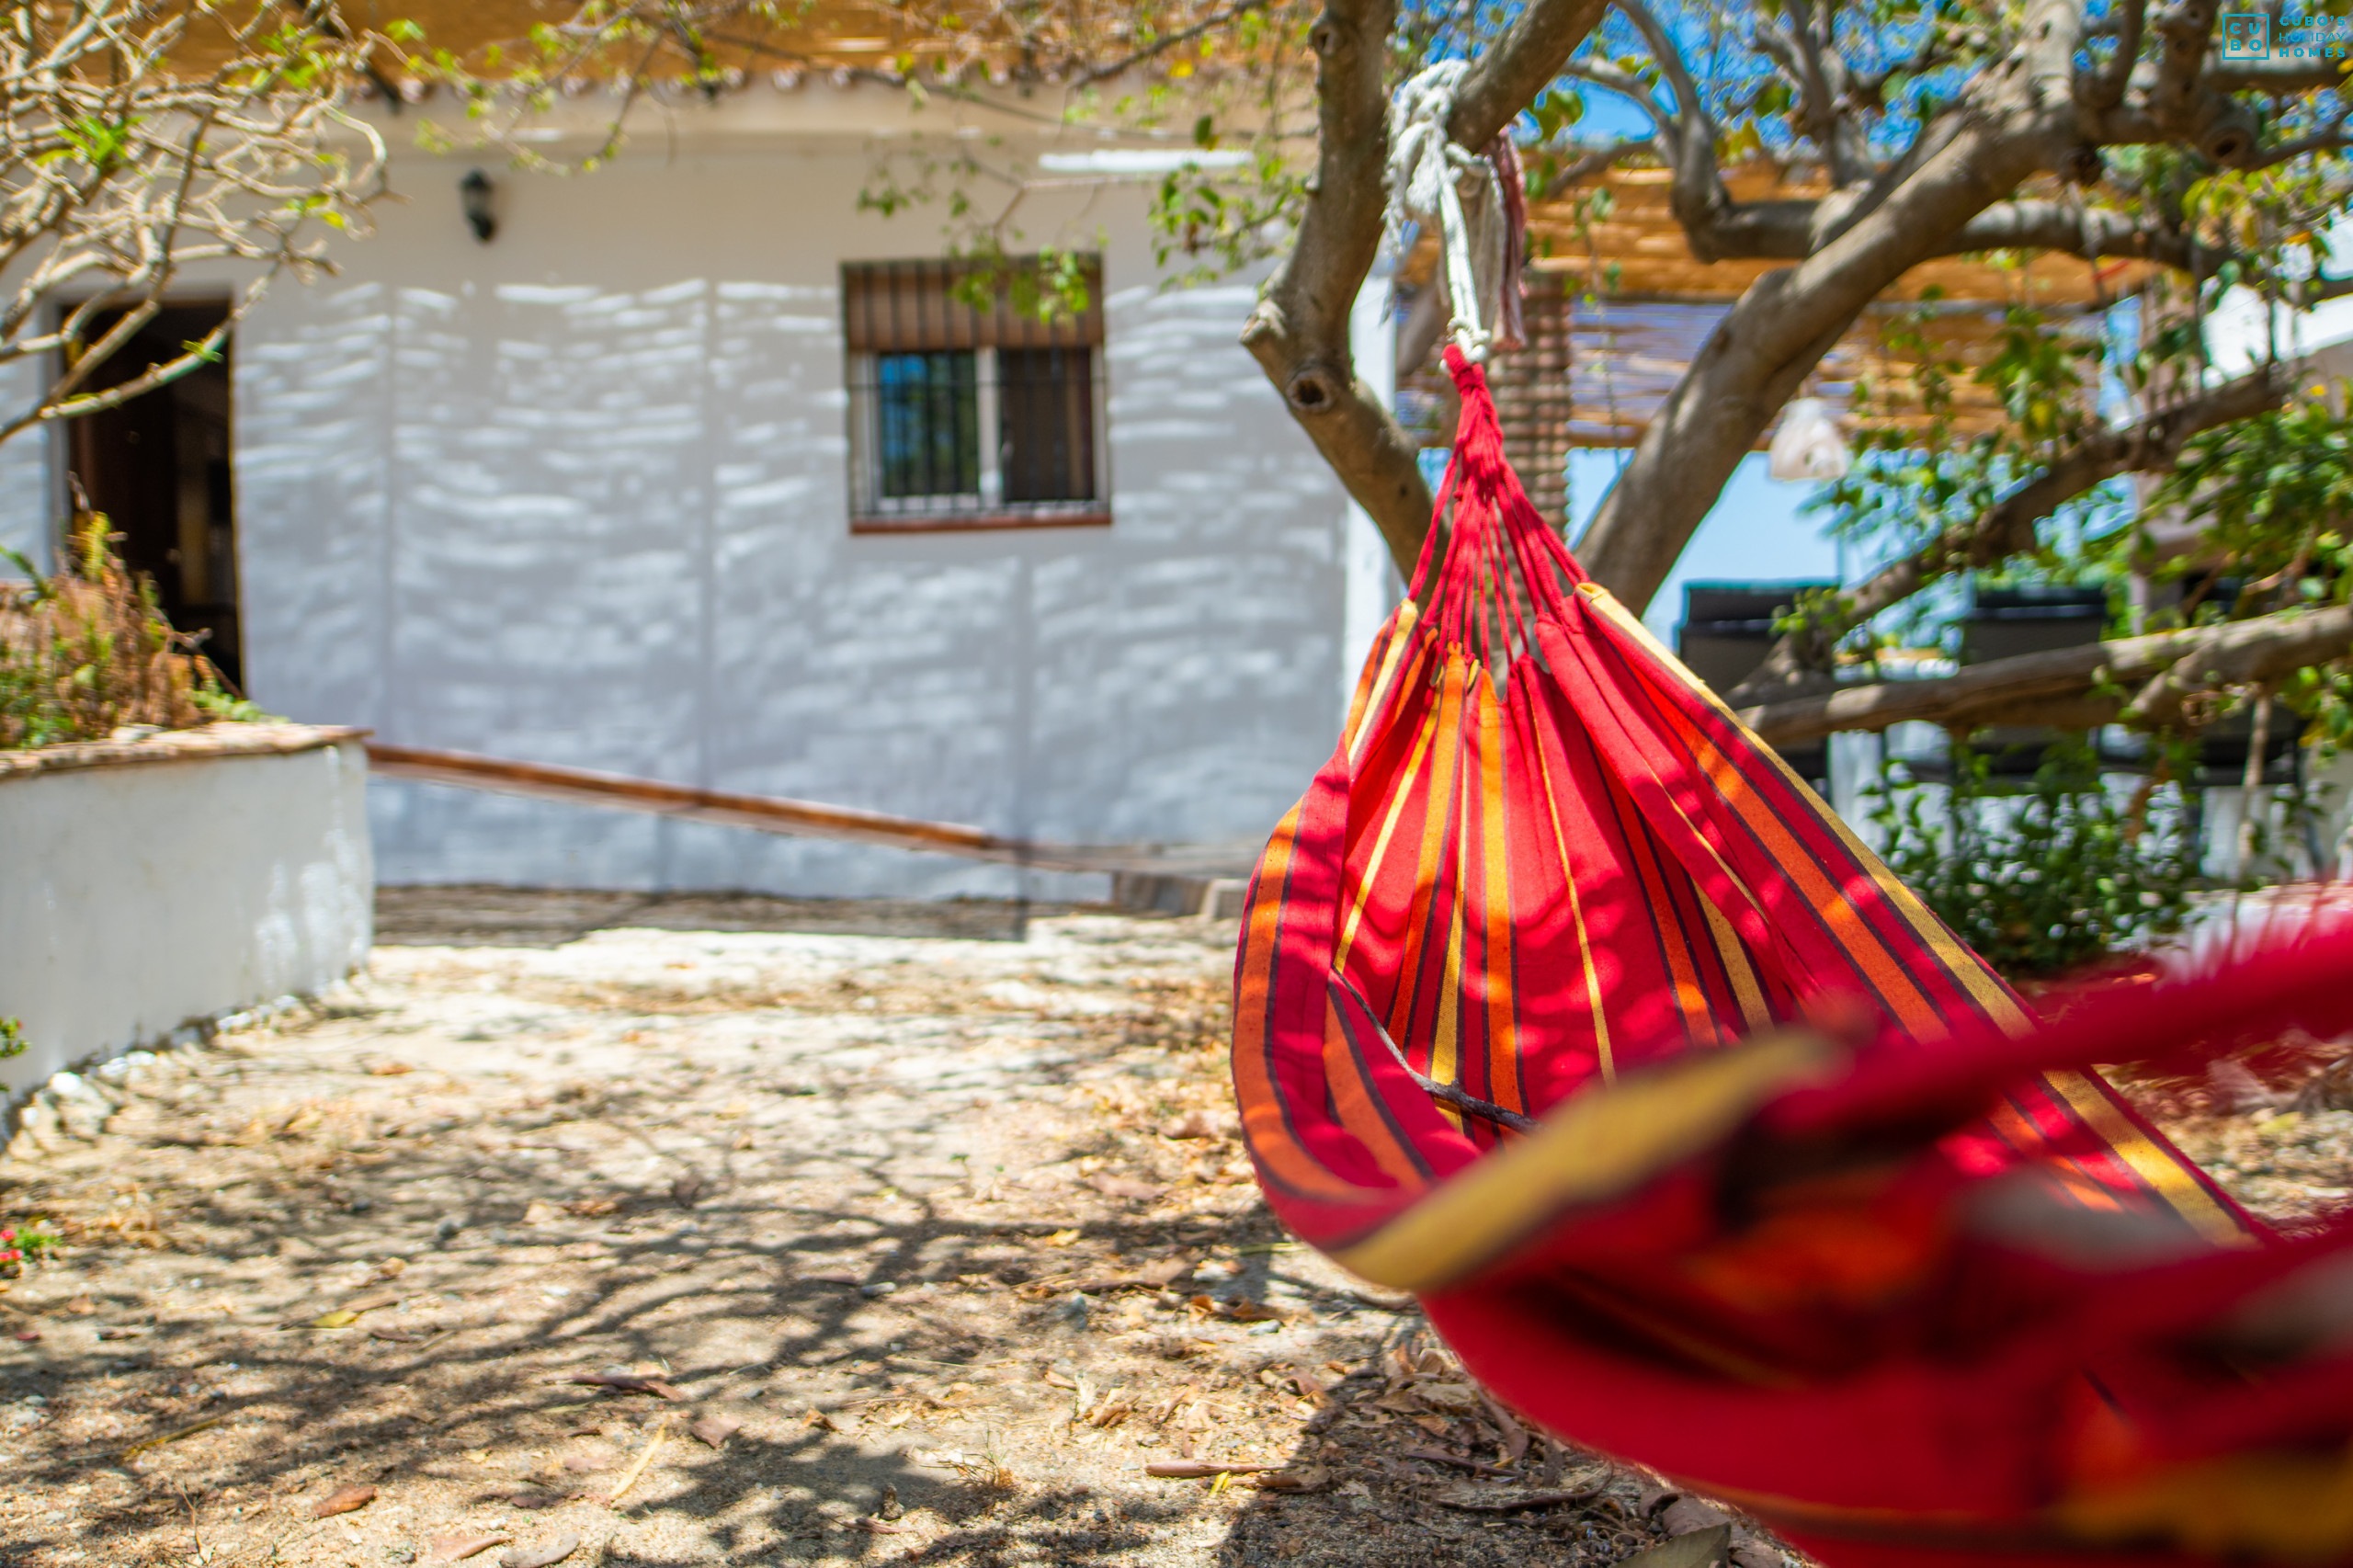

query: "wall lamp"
xmin=460 ymin=169 xmax=497 ymax=244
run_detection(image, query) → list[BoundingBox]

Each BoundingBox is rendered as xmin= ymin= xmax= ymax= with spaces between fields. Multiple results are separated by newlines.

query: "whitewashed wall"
xmin=235 ymin=116 xmax=1354 ymax=898
xmin=0 ymin=357 xmax=51 ymax=574
xmin=0 ymin=741 xmax=372 ymax=1100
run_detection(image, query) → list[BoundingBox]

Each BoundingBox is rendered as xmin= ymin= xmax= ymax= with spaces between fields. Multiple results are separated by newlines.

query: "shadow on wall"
xmin=238 ymin=263 xmax=1347 ymax=902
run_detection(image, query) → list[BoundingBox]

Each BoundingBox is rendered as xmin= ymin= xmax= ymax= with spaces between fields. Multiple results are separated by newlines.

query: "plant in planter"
xmin=0 ymin=1221 xmax=63 ymax=1278
xmin=1 ymin=515 xmax=260 ymax=752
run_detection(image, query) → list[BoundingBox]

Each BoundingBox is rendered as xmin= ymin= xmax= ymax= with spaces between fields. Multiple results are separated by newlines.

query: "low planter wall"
xmin=0 ymin=723 xmax=373 ymax=1104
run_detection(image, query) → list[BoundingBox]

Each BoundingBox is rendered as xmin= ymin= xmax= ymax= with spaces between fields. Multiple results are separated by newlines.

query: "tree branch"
xmin=1070 ymin=0 xmax=1279 ymax=87
xmin=1727 ymin=366 xmax=2290 ymax=704
xmin=1238 ymin=0 xmax=1433 ymax=574
xmin=1574 ymin=87 xmax=2072 ymax=609
xmin=1244 ymin=0 xmax=1612 ymax=576
xmin=2085 ymin=0 xmax=2147 ymax=108
xmin=1446 ymin=0 xmax=1615 ymax=149
xmin=1533 ymin=136 xmax=1657 ymax=199
xmin=1738 ymin=602 xmax=2353 ymax=746
xmin=1940 ymin=199 xmax=2220 ymax=270
xmin=2140 ymin=0 xmax=2262 ymax=163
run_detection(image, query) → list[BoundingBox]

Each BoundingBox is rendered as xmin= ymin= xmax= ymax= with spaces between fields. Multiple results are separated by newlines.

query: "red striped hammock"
xmin=1233 ymin=349 xmax=2353 ymax=1565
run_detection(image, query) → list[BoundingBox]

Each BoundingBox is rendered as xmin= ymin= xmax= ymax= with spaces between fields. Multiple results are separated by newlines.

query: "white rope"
xmin=1386 ymin=60 xmax=1506 ymax=362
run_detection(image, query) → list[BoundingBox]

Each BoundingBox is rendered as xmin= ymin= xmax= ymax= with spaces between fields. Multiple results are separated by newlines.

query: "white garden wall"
xmin=232 ymin=87 xmax=1361 ymax=899
xmin=0 ymin=728 xmax=372 ymax=1102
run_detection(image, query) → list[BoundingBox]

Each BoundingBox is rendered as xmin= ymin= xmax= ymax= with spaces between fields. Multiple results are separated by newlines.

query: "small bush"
xmin=1871 ymin=739 xmax=2203 ymax=980
xmin=1 ymin=514 xmax=256 ymax=752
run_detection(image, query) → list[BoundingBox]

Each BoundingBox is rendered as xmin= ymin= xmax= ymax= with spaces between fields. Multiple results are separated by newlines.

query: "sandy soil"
xmin=0 ymin=892 xmax=1711 ymax=1568
xmin=13 ymin=890 xmax=2337 ymax=1568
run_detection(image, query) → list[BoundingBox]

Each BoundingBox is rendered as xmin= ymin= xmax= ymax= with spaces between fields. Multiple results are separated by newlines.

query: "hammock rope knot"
xmin=1384 ymin=62 xmax=1525 ymax=361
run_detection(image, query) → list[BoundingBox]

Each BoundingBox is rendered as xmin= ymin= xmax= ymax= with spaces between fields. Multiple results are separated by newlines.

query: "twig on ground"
xmin=604 ymin=1417 xmax=669 ymax=1506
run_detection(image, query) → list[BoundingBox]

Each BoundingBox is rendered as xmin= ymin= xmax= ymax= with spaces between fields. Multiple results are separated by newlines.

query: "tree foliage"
xmin=0 ymin=2 xmax=392 ymax=446
xmin=1870 ymin=741 xmax=2204 ymax=979
xmin=369 ymin=0 xmax=2353 ymax=761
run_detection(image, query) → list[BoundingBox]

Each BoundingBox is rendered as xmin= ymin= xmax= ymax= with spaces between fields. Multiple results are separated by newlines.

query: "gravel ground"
xmin=15 ymin=890 xmax=2327 ymax=1568
xmin=0 ymin=892 xmax=1718 ymax=1568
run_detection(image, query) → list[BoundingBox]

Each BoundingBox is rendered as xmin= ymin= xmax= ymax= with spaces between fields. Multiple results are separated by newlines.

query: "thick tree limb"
xmin=1446 ymin=0 xmax=1614 ymax=150
xmin=1533 ymin=136 xmax=1657 ymax=200
xmin=1242 ymin=0 xmax=1609 ymax=575
xmin=1728 ymin=366 xmax=2290 ymax=704
xmin=1237 ymin=0 xmax=1431 ymax=572
xmin=1738 ymin=602 xmax=2353 ymax=747
xmin=1574 ymin=100 xmax=2071 ymax=611
xmin=2086 ymin=0 xmax=2148 ymax=108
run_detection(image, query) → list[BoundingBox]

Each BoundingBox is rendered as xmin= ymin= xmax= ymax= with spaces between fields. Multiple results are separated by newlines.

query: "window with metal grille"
xmin=842 ymin=257 xmax=1108 ymax=530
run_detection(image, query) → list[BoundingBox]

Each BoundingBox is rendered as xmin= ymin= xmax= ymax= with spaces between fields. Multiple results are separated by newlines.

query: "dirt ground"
xmin=0 ymin=891 xmax=1717 ymax=1568
xmin=7 ymin=890 xmax=2348 ymax=1568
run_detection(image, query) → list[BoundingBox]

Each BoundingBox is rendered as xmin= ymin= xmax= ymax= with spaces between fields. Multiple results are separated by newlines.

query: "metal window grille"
xmin=843 ymin=256 xmax=1108 ymax=529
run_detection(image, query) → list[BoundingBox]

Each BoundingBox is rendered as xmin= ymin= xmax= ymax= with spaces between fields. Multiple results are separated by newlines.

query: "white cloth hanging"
xmin=1768 ymin=397 xmax=1853 ymax=481
xmin=1386 ymin=62 xmax=1511 ymax=362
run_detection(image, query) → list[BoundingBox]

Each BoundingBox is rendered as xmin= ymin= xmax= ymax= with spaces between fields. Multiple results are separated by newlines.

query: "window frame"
xmin=840 ymin=257 xmax=1110 ymax=535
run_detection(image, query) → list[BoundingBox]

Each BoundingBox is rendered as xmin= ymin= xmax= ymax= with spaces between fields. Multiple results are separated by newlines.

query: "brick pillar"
xmin=1484 ymin=277 xmax=1574 ymax=525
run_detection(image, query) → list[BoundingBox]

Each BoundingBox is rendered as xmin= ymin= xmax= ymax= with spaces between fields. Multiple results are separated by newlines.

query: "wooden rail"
xmin=364 ymin=743 xmax=1245 ymax=877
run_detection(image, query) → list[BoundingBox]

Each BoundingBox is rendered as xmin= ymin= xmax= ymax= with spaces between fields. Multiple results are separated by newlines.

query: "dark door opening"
xmin=63 ymin=302 xmax=240 ymax=687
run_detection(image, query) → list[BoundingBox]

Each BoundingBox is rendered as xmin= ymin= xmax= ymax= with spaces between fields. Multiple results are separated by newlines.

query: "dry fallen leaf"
xmin=63 ymin=1297 xmax=97 ymax=1316
xmin=564 ymin=1197 xmax=618 ymax=1218
xmin=850 ymin=1517 xmax=902 ymax=1535
xmin=1041 ymin=1228 xmax=1082 ymax=1246
xmin=309 ymin=1484 xmax=378 ymax=1519
xmin=688 ymin=1415 xmax=741 ymax=1449
xmin=1254 ymin=1463 xmax=1334 ymax=1493
xmin=1086 ymin=1174 xmax=1164 ymax=1201
xmin=1138 ymin=1255 xmax=1194 ymax=1287
xmin=426 ymin=1533 xmax=510 ymax=1563
xmin=310 ymin=1311 xmax=362 ymax=1330
xmin=501 ymin=1534 xmax=582 ymax=1568
xmin=564 ymin=1373 xmax=685 ymax=1401
xmin=1144 ymin=1461 xmax=1278 ymax=1479
xmin=1415 ymin=1380 xmax=1483 ymax=1415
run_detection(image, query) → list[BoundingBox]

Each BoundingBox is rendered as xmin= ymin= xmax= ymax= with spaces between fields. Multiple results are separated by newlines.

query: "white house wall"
xmin=235 ymin=138 xmax=1351 ymax=898
xmin=0 ymin=356 xmax=51 ymax=574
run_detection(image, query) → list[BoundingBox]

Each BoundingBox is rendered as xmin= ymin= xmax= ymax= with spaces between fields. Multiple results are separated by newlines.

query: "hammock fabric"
xmin=1231 ymin=350 xmax=2353 ymax=1564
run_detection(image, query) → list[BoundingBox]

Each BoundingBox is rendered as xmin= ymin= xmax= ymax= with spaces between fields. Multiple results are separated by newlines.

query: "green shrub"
xmin=1870 ymin=739 xmax=2203 ymax=980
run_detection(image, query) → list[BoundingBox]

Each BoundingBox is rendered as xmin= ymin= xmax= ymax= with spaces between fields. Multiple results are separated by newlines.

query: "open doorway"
xmin=63 ymin=301 xmax=240 ymax=687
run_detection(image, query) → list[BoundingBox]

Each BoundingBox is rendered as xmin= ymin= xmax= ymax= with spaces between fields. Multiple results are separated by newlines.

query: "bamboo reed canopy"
xmin=1402 ymin=161 xmax=2140 ymax=456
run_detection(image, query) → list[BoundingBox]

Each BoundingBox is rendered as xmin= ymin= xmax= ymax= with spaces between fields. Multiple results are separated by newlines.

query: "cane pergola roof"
xmin=1402 ymin=161 xmax=2136 ymax=474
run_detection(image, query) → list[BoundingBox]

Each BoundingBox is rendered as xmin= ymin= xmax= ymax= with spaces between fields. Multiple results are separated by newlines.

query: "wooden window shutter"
xmin=842 ymin=256 xmax=1104 ymax=353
